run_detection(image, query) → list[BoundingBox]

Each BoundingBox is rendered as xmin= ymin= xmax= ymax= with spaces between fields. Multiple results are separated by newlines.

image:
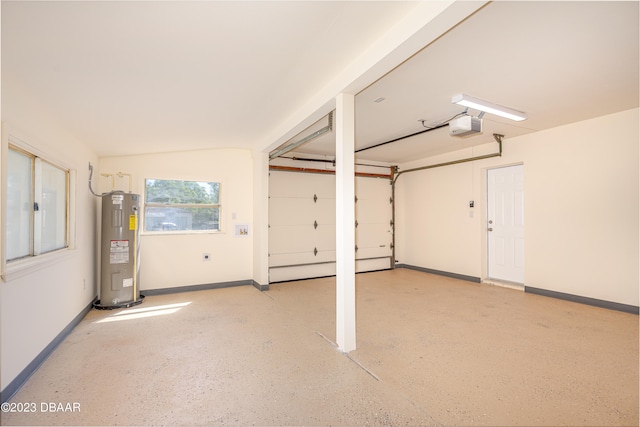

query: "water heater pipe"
xmin=116 ymin=172 xmax=133 ymax=193
xmin=133 ymin=207 xmax=138 ymax=301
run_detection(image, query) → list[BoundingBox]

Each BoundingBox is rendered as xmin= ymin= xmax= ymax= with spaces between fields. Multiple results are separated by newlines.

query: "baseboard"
xmin=395 ymin=265 xmax=638 ymax=314
xmin=252 ymin=280 xmax=270 ymax=291
xmin=142 ymin=279 xmax=254 ymax=296
xmin=1 ymin=297 xmax=96 ymax=403
xmin=525 ymin=286 xmax=639 ymax=315
xmin=396 ymin=264 xmax=481 ymax=283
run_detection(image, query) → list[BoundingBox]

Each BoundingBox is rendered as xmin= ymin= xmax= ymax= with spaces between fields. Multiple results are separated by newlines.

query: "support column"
xmin=252 ymin=150 xmax=270 ymax=290
xmin=335 ymin=93 xmax=356 ymax=352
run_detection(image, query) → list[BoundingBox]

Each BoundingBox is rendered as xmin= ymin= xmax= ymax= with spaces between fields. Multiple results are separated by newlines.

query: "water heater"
xmin=95 ymin=191 xmax=143 ymax=309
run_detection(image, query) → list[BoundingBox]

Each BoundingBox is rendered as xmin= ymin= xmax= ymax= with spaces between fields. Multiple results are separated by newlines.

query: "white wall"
xmin=1 ymin=77 xmax=99 ymax=391
xmin=397 ymin=109 xmax=639 ymax=307
xmin=99 ymin=149 xmax=254 ymax=291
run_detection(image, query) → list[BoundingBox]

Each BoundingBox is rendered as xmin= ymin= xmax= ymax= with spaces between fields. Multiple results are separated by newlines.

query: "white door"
xmin=487 ymin=165 xmax=524 ymax=283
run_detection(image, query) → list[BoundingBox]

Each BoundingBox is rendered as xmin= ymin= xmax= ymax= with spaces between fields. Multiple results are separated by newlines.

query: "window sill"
xmin=142 ymin=230 xmax=224 ymax=236
xmin=2 ymin=248 xmax=75 ymax=282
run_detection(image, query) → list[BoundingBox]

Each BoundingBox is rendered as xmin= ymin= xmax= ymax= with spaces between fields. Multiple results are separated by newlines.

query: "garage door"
xmin=268 ymin=170 xmax=392 ymax=283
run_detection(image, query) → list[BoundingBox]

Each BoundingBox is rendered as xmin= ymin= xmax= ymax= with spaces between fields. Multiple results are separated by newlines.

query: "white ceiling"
xmin=286 ymin=1 xmax=640 ymax=164
xmin=1 ymin=0 xmax=420 ymax=157
xmin=2 ymin=1 xmax=638 ymax=163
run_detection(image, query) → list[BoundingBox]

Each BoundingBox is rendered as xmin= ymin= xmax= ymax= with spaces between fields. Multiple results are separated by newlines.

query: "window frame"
xmin=1 ymin=129 xmax=76 ymax=281
xmin=143 ymin=177 xmax=222 ymax=235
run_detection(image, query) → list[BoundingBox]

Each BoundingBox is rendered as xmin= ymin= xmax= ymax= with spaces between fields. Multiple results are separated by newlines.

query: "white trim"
xmin=7 ymin=133 xmax=73 ymax=172
xmin=34 ymin=157 xmax=43 ymax=255
xmin=1 ymin=123 xmax=8 ymax=279
xmin=1 ymin=126 xmax=76 ymax=281
xmin=2 ymin=248 xmax=76 ymax=282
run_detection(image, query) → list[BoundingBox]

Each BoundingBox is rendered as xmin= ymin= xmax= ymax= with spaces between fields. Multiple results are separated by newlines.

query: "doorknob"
xmin=488 ymin=220 xmax=493 ymax=224
xmin=488 ymin=227 xmax=493 ymax=232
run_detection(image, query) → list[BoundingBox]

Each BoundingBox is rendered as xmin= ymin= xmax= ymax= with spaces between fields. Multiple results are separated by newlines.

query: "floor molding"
xmin=1 ymin=298 xmax=96 ymax=403
xmin=396 ymin=264 xmax=481 ymax=283
xmin=397 ymin=266 xmax=638 ymax=314
xmin=142 ymin=279 xmax=254 ymax=296
xmin=252 ymin=280 xmax=270 ymax=291
xmin=525 ymin=286 xmax=639 ymax=315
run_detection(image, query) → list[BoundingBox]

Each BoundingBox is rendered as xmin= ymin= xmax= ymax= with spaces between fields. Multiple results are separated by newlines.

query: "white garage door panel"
xmin=269 ymin=198 xmax=316 ymax=226
xmin=269 ymin=264 xmax=336 ymax=283
xmin=314 ymin=225 xmax=337 ymax=248
xmin=356 ymin=223 xmax=391 ymax=247
xmin=356 ymin=199 xmax=392 ymax=223
xmin=357 ymin=245 xmax=391 ymax=259
xmin=269 ymin=198 xmax=335 ymax=226
xmin=356 ymin=258 xmax=391 ymax=273
xmin=271 ymin=258 xmax=389 ymax=282
xmin=355 ymin=176 xmax=390 ymax=193
xmin=269 ymin=170 xmax=392 ymax=282
xmin=269 ymin=224 xmax=336 ymax=252
xmin=270 ymin=172 xmax=335 ymax=198
xmin=269 ymin=250 xmax=336 ymax=267
xmin=269 ymin=226 xmax=321 ymax=254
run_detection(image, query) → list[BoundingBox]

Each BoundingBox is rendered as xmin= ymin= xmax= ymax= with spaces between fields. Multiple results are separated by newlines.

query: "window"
xmin=144 ymin=179 xmax=221 ymax=232
xmin=6 ymin=145 xmax=69 ymax=261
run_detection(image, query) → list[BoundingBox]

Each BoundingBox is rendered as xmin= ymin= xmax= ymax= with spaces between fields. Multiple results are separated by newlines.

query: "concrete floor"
xmin=2 ymin=268 xmax=638 ymax=426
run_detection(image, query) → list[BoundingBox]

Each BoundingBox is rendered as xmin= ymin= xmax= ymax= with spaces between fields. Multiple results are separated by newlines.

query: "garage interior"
xmin=2 ymin=270 xmax=638 ymax=426
xmin=1 ymin=1 xmax=638 ymax=426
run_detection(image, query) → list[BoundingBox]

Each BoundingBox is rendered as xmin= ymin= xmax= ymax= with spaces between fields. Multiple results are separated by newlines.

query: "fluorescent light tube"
xmin=452 ymin=94 xmax=528 ymax=121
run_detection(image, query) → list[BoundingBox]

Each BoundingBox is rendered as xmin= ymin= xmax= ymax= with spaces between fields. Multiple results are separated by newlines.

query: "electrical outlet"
xmin=202 ymin=253 xmax=211 ymax=261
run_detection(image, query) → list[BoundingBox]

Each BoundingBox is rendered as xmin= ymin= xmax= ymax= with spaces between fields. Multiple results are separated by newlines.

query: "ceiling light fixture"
xmin=452 ymin=94 xmax=528 ymax=121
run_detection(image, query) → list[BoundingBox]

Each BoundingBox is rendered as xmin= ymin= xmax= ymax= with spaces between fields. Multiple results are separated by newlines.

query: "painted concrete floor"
xmin=2 ymin=269 xmax=638 ymax=426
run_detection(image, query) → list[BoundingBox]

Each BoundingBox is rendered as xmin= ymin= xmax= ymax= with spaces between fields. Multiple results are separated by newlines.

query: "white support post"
xmin=252 ymin=150 xmax=270 ymax=288
xmin=335 ymin=93 xmax=356 ymax=352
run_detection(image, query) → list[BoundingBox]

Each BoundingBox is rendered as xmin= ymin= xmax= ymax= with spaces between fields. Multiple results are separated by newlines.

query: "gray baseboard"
xmin=252 ymin=280 xmax=269 ymax=291
xmin=396 ymin=264 xmax=481 ymax=283
xmin=142 ymin=279 xmax=253 ymax=296
xmin=395 ymin=264 xmax=638 ymax=315
xmin=1 ymin=297 xmax=96 ymax=404
xmin=525 ymin=286 xmax=639 ymax=315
